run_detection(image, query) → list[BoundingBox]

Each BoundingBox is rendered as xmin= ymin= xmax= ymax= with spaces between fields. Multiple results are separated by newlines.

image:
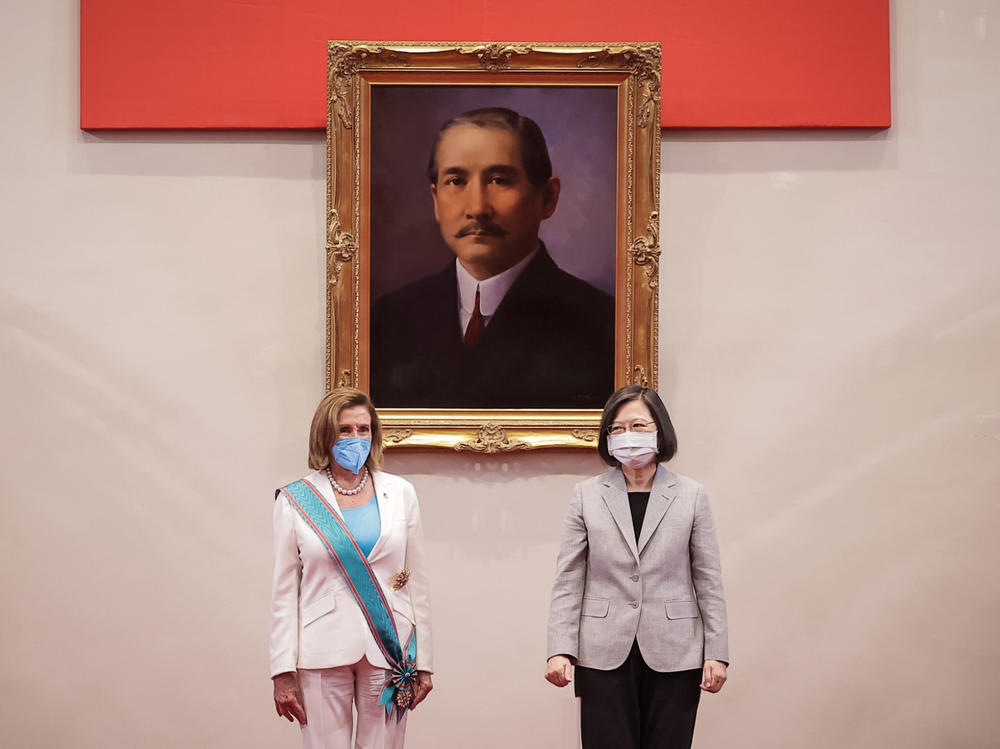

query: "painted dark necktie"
xmin=463 ymin=287 xmax=485 ymax=348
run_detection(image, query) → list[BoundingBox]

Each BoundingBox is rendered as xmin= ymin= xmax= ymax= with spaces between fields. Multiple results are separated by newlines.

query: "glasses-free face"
xmin=607 ymin=399 xmax=658 ymax=435
xmin=429 ymin=124 xmax=560 ymax=281
xmin=335 ymin=405 xmax=372 ymax=440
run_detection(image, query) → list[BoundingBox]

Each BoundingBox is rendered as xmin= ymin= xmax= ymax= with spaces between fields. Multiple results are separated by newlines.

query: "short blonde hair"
xmin=307 ymin=388 xmax=384 ymax=472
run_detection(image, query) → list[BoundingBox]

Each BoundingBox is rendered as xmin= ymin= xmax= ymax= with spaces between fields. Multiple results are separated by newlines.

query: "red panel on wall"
xmin=79 ymin=0 xmax=890 ymax=129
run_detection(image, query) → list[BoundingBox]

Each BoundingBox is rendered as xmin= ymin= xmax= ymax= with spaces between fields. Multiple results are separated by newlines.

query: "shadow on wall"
xmin=75 ymin=129 xmax=327 ymax=179
xmin=663 ymin=127 xmax=895 ymax=174
xmin=695 ymin=274 xmax=1000 ymax=748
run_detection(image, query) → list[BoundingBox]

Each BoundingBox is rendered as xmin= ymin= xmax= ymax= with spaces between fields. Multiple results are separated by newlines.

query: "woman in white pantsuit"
xmin=269 ymin=388 xmax=433 ymax=748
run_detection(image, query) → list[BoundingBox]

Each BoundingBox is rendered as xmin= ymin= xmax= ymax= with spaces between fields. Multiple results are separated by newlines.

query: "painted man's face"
xmin=430 ymin=124 xmax=560 ymax=281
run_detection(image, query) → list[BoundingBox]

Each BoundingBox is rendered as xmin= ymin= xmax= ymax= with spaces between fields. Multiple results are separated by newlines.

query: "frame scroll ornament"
xmin=325 ymin=41 xmax=661 ymax=451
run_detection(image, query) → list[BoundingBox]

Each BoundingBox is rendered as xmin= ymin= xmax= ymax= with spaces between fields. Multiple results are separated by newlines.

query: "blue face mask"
xmin=332 ymin=436 xmax=371 ymax=474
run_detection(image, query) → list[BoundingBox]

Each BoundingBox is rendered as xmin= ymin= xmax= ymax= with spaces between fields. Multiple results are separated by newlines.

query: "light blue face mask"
xmin=331 ymin=436 xmax=371 ymax=474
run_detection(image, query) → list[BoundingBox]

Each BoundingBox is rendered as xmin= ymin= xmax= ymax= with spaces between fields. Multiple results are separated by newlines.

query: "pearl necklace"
xmin=327 ymin=466 xmax=369 ymax=496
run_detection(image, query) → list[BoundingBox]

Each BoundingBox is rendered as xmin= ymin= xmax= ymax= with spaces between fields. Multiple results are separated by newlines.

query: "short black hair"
xmin=426 ymin=107 xmax=553 ymax=188
xmin=597 ymin=385 xmax=678 ymax=467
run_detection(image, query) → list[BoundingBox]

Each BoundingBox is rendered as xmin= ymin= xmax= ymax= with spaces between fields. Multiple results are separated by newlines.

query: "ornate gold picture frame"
xmin=326 ymin=42 xmax=660 ymax=451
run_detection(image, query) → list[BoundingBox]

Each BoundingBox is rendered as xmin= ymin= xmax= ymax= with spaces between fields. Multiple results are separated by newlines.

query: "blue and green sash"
xmin=280 ymin=478 xmax=418 ymax=720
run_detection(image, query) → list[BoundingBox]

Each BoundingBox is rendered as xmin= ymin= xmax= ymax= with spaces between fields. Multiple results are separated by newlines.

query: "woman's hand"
xmin=545 ymin=655 xmax=574 ymax=687
xmin=410 ymin=671 xmax=434 ymax=709
xmin=273 ymin=671 xmax=307 ymax=724
xmin=700 ymin=659 xmax=728 ymax=693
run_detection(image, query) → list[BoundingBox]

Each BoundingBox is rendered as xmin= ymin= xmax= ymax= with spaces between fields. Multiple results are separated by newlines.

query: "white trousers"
xmin=299 ymin=659 xmax=407 ymax=749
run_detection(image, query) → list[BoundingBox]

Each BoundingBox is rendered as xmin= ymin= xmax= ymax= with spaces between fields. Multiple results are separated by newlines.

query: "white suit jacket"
xmin=547 ymin=465 xmax=729 ymax=671
xmin=269 ymin=469 xmax=433 ymax=677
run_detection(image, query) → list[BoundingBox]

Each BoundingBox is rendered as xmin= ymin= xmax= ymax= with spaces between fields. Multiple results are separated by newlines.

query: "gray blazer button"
xmin=630 ymin=575 xmax=639 ymax=582
xmin=629 ymin=601 xmax=639 ymax=608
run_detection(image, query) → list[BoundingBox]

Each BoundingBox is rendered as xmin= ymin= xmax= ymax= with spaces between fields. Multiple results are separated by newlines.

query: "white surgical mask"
xmin=608 ymin=430 xmax=658 ymax=469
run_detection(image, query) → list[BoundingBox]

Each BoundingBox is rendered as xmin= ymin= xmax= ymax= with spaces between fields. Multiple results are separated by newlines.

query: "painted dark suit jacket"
xmin=371 ymin=245 xmax=614 ymax=409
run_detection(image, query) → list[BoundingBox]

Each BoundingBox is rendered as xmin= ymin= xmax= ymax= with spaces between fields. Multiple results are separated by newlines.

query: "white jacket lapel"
xmin=367 ymin=471 xmax=396 ymax=561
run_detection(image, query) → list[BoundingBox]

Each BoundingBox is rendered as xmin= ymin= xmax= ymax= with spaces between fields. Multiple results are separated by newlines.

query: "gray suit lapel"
xmin=637 ymin=466 xmax=678 ymax=555
xmin=601 ymin=470 xmax=639 ymax=563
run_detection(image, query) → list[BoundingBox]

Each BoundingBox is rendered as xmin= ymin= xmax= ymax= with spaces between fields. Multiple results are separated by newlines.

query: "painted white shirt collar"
xmin=455 ymin=246 xmax=540 ymax=334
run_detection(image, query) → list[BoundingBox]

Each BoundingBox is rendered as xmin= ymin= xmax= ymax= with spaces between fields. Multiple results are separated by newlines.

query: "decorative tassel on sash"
xmin=378 ymin=631 xmax=418 ymax=719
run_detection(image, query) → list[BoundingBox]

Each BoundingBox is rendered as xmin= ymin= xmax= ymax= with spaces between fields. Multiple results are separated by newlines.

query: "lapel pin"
xmin=389 ymin=568 xmax=410 ymax=591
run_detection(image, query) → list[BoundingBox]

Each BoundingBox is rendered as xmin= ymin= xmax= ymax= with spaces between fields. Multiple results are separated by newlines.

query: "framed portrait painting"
xmin=325 ymin=42 xmax=661 ymax=451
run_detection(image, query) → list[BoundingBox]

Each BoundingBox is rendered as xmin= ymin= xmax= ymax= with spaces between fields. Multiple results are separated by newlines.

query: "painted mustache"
xmin=455 ymin=221 xmax=507 ymax=239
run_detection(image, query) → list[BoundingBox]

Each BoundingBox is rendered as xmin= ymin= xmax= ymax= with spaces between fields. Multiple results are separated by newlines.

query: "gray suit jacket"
xmin=547 ymin=466 xmax=729 ymax=671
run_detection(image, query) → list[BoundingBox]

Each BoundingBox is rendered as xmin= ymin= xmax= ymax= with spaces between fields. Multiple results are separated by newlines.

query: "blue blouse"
xmin=341 ymin=494 xmax=381 ymax=558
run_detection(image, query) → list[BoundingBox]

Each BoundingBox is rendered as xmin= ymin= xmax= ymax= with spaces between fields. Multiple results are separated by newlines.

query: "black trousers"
xmin=575 ymin=641 xmax=702 ymax=749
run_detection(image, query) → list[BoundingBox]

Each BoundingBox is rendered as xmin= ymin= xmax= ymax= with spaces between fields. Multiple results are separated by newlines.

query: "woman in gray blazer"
xmin=545 ymin=385 xmax=729 ymax=748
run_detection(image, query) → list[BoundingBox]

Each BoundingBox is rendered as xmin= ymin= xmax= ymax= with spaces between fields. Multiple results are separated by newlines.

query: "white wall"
xmin=2 ymin=1 xmax=998 ymax=747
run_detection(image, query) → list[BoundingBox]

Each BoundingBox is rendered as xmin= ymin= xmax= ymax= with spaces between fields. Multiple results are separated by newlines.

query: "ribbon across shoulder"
xmin=280 ymin=478 xmax=417 ymax=719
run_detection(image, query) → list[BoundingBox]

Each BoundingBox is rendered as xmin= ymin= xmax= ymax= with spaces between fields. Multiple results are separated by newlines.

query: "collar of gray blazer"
xmin=600 ymin=465 xmax=678 ymax=562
